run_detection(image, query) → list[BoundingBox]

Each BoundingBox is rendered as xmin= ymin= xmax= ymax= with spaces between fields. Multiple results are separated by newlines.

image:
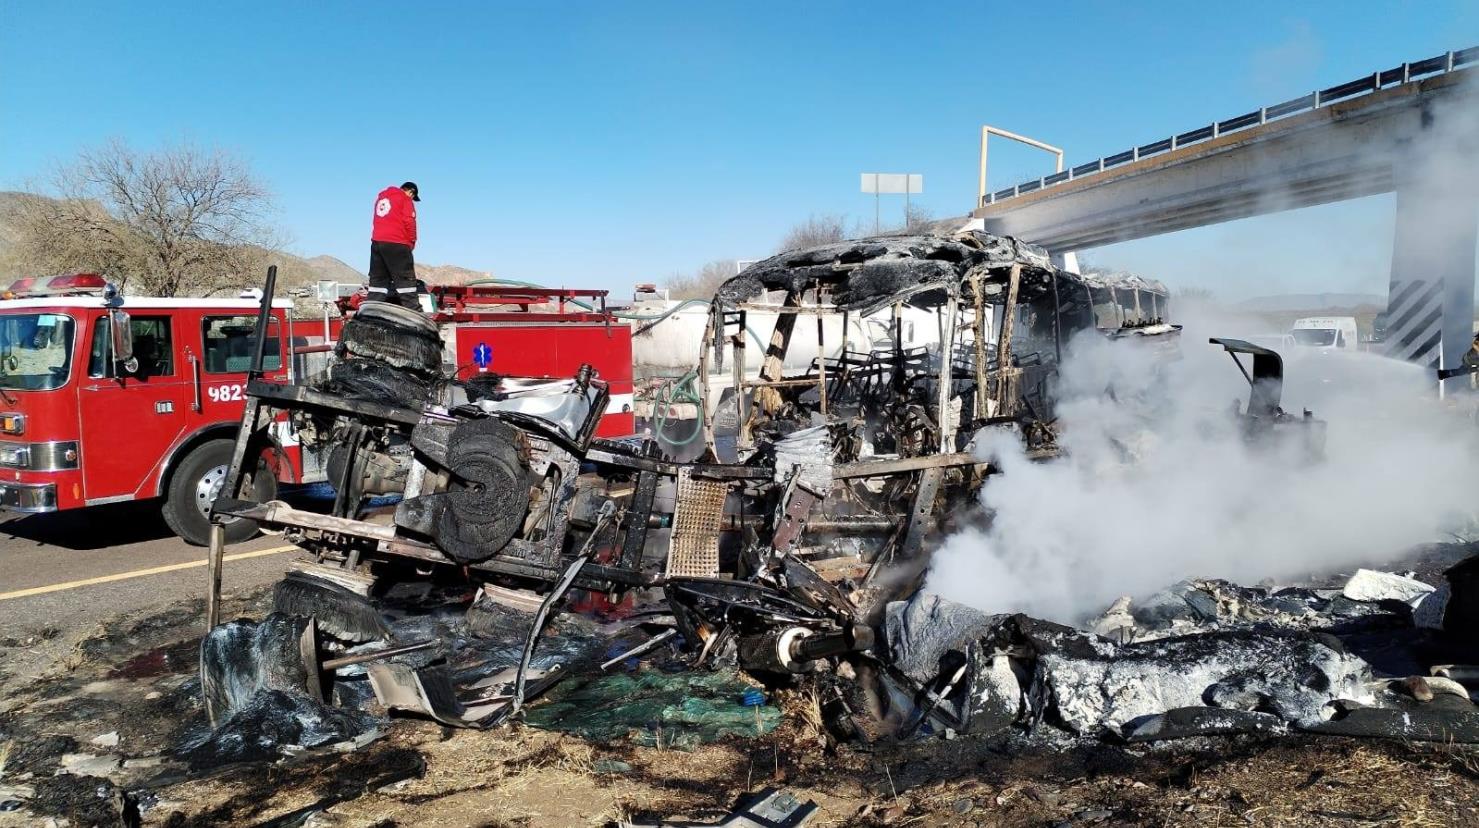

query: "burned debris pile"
xmin=882 ymin=549 xmax=1479 ymax=745
xmin=186 ymin=229 xmax=1477 ymax=770
xmin=886 ymin=593 xmax=1373 ymax=740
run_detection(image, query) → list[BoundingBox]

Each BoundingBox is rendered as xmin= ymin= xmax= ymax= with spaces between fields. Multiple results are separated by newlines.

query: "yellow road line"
xmin=0 ymin=544 xmax=298 ymax=601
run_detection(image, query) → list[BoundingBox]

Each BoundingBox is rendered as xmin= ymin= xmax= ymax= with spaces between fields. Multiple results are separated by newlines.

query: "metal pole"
xmin=892 ymin=302 xmax=904 ymax=394
xmin=205 ymin=522 xmax=225 ymax=631
xmin=978 ymin=127 xmax=989 ymax=207
xmin=972 ymin=277 xmax=987 ymax=423
xmin=600 ymin=629 xmax=678 ymax=671
xmin=511 ymin=503 xmax=613 ymax=714
xmin=937 ymin=299 xmax=957 ymax=452
xmin=994 ymin=265 xmax=1022 ymax=415
xmin=978 ymin=125 xmax=1064 ymax=208
xmin=698 ymin=304 xmax=716 ymax=455
xmin=1050 ymin=271 xmax=1062 ymax=363
xmin=321 ymin=640 xmax=438 ymax=671
xmin=250 ymin=265 xmax=277 ymax=378
xmin=734 ymin=309 xmax=749 ymax=452
xmin=816 ymin=288 xmax=827 ymax=415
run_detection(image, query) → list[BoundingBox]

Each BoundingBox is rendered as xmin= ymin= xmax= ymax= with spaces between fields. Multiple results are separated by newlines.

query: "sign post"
xmin=860 ymin=173 xmax=924 ymax=233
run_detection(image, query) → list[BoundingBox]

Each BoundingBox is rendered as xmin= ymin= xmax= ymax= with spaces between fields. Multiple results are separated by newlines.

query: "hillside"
xmin=1236 ymin=292 xmax=1386 ymax=311
xmin=0 ymin=191 xmax=494 ymax=300
xmin=303 ymin=254 xmax=363 ymax=284
xmin=0 ymin=191 xmax=49 ymax=252
xmin=415 ymin=263 xmax=492 ymax=286
xmin=0 ymin=190 xmax=328 ymax=299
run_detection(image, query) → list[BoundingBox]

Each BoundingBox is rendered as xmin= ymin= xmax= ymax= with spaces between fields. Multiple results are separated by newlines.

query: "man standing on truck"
xmin=369 ymin=181 xmax=421 ymax=308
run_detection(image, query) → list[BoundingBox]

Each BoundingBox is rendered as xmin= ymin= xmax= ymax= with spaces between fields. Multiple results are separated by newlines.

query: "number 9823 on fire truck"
xmin=0 ymin=273 xmax=315 ymax=545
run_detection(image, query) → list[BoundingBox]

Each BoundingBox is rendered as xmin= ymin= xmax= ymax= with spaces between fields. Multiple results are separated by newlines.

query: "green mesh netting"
xmin=523 ymin=668 xmax=780 ymax=750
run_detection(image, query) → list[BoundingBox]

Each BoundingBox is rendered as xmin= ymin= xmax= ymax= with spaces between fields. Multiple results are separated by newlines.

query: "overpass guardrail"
xmin=980 ymin=47 xmax=1477 ymax=208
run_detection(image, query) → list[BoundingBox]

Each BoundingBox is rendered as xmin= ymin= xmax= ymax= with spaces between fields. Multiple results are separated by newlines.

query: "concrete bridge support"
xmin=1383 ymin=104 xmax=1479 ymax=386
xmin=1384 ymin=182 xmax=1476 ymax=378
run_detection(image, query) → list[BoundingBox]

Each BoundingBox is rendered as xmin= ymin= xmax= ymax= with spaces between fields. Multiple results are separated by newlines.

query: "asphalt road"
xmin=0 ymin=501 xmax=294 ymax=640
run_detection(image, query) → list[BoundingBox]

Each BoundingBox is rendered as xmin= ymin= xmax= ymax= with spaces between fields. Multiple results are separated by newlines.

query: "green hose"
xmin=649 ymin=367 xmax=705 ymax=446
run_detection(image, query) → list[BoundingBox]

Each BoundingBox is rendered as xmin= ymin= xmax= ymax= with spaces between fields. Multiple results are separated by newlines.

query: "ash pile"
xmin=884 ymin=556 xmax=1479 ymax=746
xmin=189 ymin=230 xmax=1478 ymax=767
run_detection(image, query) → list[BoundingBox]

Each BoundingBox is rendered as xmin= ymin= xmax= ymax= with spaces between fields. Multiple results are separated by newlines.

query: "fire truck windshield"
xmin=0 ymin=313 xmax=75 ymax=390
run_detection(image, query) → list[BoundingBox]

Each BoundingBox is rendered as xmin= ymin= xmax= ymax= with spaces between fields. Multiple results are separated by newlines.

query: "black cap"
xmin=401 ymin=181 xmax=421 ymax=201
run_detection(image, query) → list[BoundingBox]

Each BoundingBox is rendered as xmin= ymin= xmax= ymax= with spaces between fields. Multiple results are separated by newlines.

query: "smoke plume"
xmin=924 ymin=304 xmax=1478 ymax=625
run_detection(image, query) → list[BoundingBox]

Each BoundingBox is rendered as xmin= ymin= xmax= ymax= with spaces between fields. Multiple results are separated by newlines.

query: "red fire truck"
xmin=0 ymin=273 xmax=306 ymax=545
xmin=336 ymin=283 xmax=635 ymax=437
xmin=429 ymin=285 xmax=634 ymax=437
xmin=0 ymin=275 xmax=636 ymax=545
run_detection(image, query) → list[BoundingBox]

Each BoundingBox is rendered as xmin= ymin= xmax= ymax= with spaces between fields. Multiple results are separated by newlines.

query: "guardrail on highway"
xmin=980 ymin=47 xmax=1478 ymax=209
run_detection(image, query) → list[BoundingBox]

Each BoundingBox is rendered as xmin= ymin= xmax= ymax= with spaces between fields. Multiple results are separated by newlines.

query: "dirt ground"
xmin=1 ymin=586 xmax=1477 ymax=828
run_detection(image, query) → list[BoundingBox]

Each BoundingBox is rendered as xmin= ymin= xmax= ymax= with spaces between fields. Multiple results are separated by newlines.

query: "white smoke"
xmin=924 ymin=304 xmax=1479 ymax=625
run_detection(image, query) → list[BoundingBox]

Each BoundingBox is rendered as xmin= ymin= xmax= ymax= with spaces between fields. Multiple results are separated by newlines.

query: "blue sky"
xmin=1 ymin=1 xmax=1475 ymax=300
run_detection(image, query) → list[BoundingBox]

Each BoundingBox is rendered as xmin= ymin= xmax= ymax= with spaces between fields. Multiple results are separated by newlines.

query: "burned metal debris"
xmin=1211 ymin=337 xmax=1327 ymax=457
xmin=189 ymin=230 xmax=1476 ymax=768
xmin=619 ymin=788 xmax=818 ymax=828
xmin=880 ymin=554 xmax=1479 ymax=745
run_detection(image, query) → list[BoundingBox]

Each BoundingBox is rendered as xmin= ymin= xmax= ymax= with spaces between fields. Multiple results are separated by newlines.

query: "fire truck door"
xmin=77 ymin=315 xmax=190 ymax=502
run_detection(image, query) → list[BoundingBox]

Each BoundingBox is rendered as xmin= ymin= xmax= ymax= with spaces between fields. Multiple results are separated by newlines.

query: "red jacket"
xmin=371 ymin=186 xmax=417 ymax=248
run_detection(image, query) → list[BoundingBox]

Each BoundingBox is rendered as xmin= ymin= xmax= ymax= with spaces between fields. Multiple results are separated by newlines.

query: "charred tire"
xmin=272 ymin=571 xmax=389 ymax=643
xmin=321 ymin=359 xmax=433 ymax=406
xmin=353 ymin=300 xmax=440 ymax=336
xmin=162 ymin=438 xmax=277 ymax=546
xmin=339 ymin=302 xmax=442 ymax=376
xmin=434 ymin=418 xmax=530 ymax=564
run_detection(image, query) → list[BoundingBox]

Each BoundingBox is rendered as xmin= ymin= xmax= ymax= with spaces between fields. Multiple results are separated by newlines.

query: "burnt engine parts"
xmin=410 ymin=417 xmax=533 ymax=564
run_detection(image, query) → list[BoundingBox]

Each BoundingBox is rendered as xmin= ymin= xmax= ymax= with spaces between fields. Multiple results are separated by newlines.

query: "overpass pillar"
xmin=1050 ymin=252 xmax=1081 ymax=274
xmin=1384 ymin=141 xmax=1478 ymax=385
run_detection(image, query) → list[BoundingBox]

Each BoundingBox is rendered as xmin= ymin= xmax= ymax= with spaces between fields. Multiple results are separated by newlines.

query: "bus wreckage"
xmin=193 ymin=231 xmax=1478 ymax=761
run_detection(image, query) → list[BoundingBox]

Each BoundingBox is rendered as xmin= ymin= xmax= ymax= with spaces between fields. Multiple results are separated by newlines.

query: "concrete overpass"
xmin=970 ymin=48 xmax=1478 ymax=377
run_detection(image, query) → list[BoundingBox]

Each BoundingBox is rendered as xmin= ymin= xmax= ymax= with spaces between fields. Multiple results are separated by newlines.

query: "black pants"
xmin=368 ymin=240 xmax=418 ymax=307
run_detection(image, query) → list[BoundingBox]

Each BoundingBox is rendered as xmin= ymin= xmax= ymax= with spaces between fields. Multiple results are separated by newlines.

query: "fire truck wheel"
xmin=433 ymin=419 xmax=529 ymax=564
xmin=163 ymin=439 xmax=277 ymax=546
xmin=339 ymin=303 xmax=442 ymax=376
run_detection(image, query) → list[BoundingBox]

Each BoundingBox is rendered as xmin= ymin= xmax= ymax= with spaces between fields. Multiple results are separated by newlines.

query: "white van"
xmin=1288 ymin=317 xmax=1359 ymax=351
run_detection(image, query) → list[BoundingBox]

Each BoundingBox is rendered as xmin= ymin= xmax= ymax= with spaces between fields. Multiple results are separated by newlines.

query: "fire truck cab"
xmin=0 ymin=273 xmax=298 ymax=544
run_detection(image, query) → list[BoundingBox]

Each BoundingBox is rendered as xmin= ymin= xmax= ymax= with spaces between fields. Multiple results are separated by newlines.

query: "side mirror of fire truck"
xmin=108 ymin=307 xmax=138 ymax=374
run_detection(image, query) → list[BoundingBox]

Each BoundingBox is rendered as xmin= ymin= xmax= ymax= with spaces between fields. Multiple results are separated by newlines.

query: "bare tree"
xmin=665 ymin=260 xmax=736 ymax=300
xmin=776 ymin=214 xmax=848 ymax=252
xmin=902 ymin=203 xmax=935 ymax=232
xmin=7 ymin=140 xmax=278 ymax=296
